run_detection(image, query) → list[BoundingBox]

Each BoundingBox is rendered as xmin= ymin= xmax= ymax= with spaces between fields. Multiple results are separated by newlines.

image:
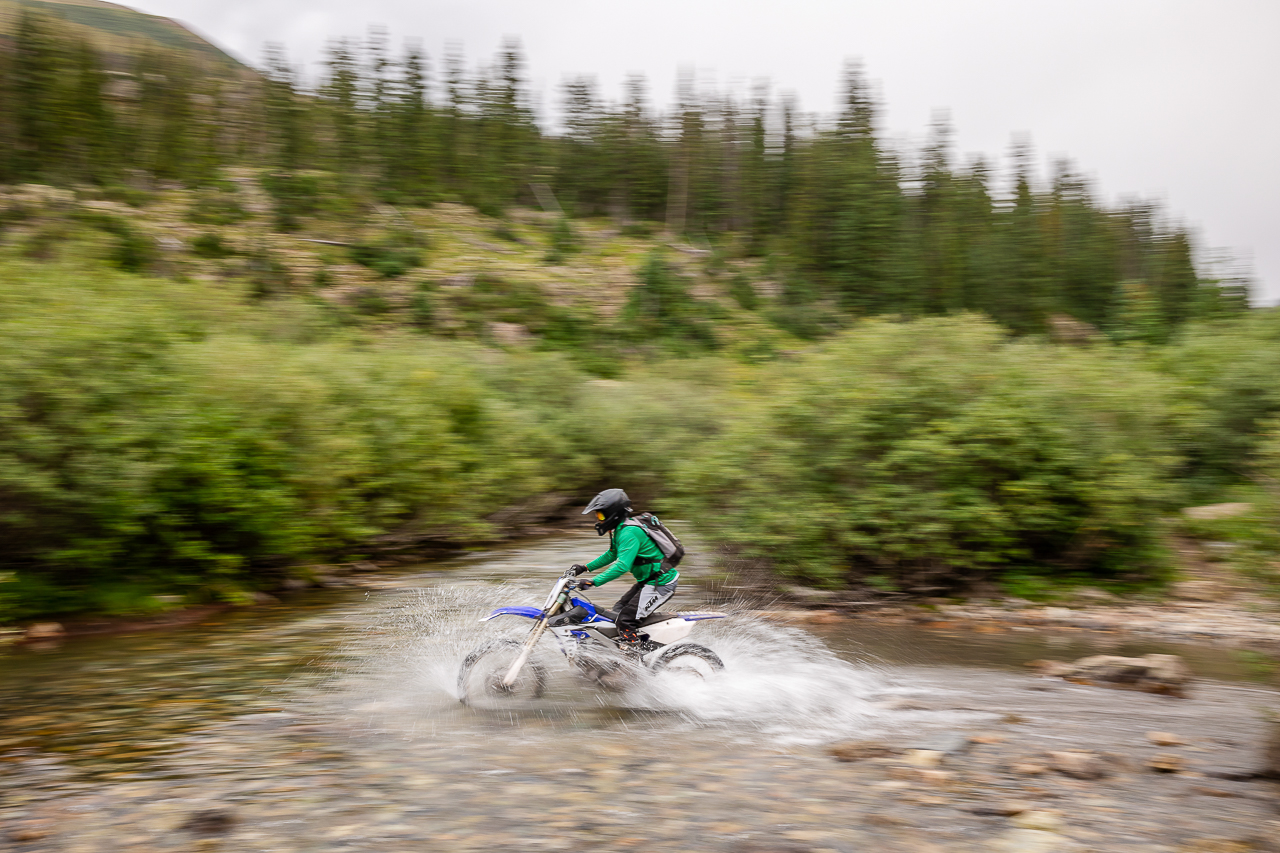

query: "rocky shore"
xmin=759 ymin=586 xmax=1280 ymax=658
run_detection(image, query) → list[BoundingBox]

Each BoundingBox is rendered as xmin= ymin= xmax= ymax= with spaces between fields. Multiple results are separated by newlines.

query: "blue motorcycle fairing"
xmin=568 ymin=597 xmax=601 ymax=622
xmin=481 ymin=606 xmax=543 ymax=622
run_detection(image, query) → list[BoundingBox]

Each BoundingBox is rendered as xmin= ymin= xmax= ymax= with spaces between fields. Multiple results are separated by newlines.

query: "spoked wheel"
xmin=457 ymin=638 xmax=548 ymax=708
xmin=648 ymin=643 xmax=724 ymax=679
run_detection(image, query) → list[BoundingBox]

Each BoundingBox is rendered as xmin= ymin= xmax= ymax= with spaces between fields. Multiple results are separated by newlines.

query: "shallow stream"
xmin=2 ymin=531 xmax=1278 ymax=852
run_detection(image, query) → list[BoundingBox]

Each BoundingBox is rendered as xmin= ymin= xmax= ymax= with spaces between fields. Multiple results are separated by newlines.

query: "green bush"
xmin=674 ymin=316 xmax=1184 ymax=588
xmin=543 ymin=217 xmax=578 ymax=264
xmin=619 ymin=251 xmax=718 ymax=351
xmin=729 ymin=272 xmax=759 ymax=311
xmin=260 ymin=171 xmax=322 ymax=232
xmin=349 ymin=243 xmax=423 ymax=279
xmin=186 ymin=187 xmax=250 ymax=226
xmin=192 ymin=232 xmax=235 ymax=259
xmin=1157 ymin=311 xmax=1280 ymax=499
xmin=76 ymin=210 xmax=157 ymax=272
xmin=0 ymin=258 xmax=594 ymax=613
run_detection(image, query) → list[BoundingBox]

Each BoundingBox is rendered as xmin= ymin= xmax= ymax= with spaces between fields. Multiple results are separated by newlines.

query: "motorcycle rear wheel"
xmin=457 ymin=638 xmax=548 ymax=707
xmin=648 ymin=643 xmax=724 ymax=679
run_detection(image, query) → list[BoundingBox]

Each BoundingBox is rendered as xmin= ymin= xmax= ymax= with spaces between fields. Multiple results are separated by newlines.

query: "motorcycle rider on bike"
xmin=571 ymin=488 xmax=677 ymax=651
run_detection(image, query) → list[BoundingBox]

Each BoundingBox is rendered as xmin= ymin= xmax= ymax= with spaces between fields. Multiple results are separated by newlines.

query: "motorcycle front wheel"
xmin=457 ymin=638 xmax=548 ymax=707
xmin=648 ymin=643 xmax=724 ymax=679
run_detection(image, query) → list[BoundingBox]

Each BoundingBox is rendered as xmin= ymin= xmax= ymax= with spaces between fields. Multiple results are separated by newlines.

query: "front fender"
xmin=481 ymin=606 xmax=543 ymax=622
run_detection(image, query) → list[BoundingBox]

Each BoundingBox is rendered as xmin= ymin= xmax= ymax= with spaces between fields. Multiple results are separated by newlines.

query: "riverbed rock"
xmin=1049 ymin=751 xmax=1109 ymax=780
xmin=1148 ymin=753 xmax=1184 ymax=773
xmin=827 ymin=740 xmax=899 ymax=762
xmin=903 ymin=749 xmax=944 ymax=768
xmin=1033 ymin=653 xmax=1192 ymax=697
xmin=1147 ymin=731 xmax=1186 ymax=746
xmin=1013 ymin=810 xmax=1065 ymax=832
xmin=1011 ymin=761 xmax=1049 ymax=776
xmin=180 ymin=808 xmax=236 ymax=835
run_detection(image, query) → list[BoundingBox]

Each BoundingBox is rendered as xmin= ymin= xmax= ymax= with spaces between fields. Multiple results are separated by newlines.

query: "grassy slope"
xmin=79 ymin=176 xmax=794 ymax=363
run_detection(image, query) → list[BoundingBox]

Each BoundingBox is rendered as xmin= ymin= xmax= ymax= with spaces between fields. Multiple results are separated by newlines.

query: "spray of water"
xmin=324 ymin=582 xmax=979 ymax=745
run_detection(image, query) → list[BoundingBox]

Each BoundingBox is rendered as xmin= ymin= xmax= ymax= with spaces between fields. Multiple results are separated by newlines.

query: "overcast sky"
xmin=134 ymin=0 xmax=1279 ymax=303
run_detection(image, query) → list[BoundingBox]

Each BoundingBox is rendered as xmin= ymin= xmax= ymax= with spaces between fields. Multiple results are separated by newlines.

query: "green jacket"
xmin=586 ymin=524 xmax=678 ymax=587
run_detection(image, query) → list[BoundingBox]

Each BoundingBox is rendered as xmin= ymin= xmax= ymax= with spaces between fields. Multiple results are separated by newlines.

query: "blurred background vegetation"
xmin=0 ymin=4 xmax=1275 ymax=620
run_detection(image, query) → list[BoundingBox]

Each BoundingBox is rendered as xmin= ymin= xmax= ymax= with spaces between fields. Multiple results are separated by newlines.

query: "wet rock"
xmin=969 ymin=801 xmax=1032 ymax=817
xmin=1033 ymin=653 xmax=1192 ymax=697
xmin=902 ymin=749 xmax=944 ymax=768
xmin=1011 ymin=762 xmax=1049 ymax=776
xmin=7 ymin=821 xmax=52 ymax=842
xmin=1148 ymin=753 xmax=1184 ymax=773
xmin=1147 ymin=731 xmax=1186 ymax=746
xmin=828 ymin=740 xmax=899 ymax=762
xmin=1191 ymin=785 xmax=1241 ymax=798
xmin=1048 ymin=751 xmax=1108 ymax=780
xmin=1012 ymin=810 xmax=1065 ymax=832
xmin=180 ymin=808 xmax=236 ymax=835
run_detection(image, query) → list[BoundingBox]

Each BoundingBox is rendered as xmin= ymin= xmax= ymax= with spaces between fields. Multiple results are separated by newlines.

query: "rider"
xmin=571 ymin=488 xmax=677 ymax=649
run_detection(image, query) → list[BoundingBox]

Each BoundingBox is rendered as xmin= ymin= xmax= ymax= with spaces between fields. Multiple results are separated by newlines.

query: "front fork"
xmin=500 ymin=616 xmax=550 ymax=687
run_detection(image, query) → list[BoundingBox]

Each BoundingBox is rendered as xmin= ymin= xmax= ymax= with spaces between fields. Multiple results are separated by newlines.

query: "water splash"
xmin=326 ymin=582 xmax=973 ymax=745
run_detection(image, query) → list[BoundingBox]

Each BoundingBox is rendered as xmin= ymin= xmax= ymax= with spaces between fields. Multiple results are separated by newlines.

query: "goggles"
xmin=596 ymin=511 xmax=606 ymax=521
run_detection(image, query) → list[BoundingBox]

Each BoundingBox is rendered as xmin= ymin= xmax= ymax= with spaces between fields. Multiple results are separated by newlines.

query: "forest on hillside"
xmin=1 ymin=9 xmax=1276 ymax=621
xmin=0 ymin=9 xmax=1251 ymax=336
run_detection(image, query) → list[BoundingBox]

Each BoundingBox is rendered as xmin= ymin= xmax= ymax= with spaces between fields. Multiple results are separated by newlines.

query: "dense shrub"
xmin=1156 ymin=311 xmax=1280 ymax=499
xmin=674 ymin=317 xmax=1186 ymax=589
xmin=0 ymin=259 xmax=588 ymax=611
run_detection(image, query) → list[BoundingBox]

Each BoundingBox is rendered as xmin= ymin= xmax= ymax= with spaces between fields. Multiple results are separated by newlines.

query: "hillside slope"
xmin=0 ymin=0 xmax=247 ymax=71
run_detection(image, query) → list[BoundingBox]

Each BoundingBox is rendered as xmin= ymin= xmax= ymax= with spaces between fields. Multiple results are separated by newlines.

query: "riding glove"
xmin=570 ymin=564 xmax=589 ymax=576
xmin=578 ymin=578 xmax=594 ymax=588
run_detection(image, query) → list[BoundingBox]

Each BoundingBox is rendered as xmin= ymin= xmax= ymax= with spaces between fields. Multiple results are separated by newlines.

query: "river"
xmin=2 ymin=531 xmax=1277 ymax=851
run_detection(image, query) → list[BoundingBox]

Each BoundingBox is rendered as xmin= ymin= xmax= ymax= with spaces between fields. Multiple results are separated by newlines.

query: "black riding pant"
xmin=612 ymin=579 xmax=677 ymax=634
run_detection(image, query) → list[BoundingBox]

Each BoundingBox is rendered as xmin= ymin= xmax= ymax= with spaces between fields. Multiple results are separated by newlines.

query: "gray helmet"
xmin=583 ymin=488 xmax=631 ymax=535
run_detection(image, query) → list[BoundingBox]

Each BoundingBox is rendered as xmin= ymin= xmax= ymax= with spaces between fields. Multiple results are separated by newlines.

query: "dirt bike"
xmin=457 ymin=567 xmax=727 ymax=706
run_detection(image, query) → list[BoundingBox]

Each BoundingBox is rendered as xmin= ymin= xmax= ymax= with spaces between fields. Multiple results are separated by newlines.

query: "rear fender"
xmin=481 ymin=606 xmax=543 ymax=622
xmin=679 ymin=612 xmax=728 ymax=621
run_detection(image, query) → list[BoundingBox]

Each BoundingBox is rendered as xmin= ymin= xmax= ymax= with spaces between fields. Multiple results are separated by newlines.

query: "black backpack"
xmin=622 ymin=512 xmax=685 ymax=580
